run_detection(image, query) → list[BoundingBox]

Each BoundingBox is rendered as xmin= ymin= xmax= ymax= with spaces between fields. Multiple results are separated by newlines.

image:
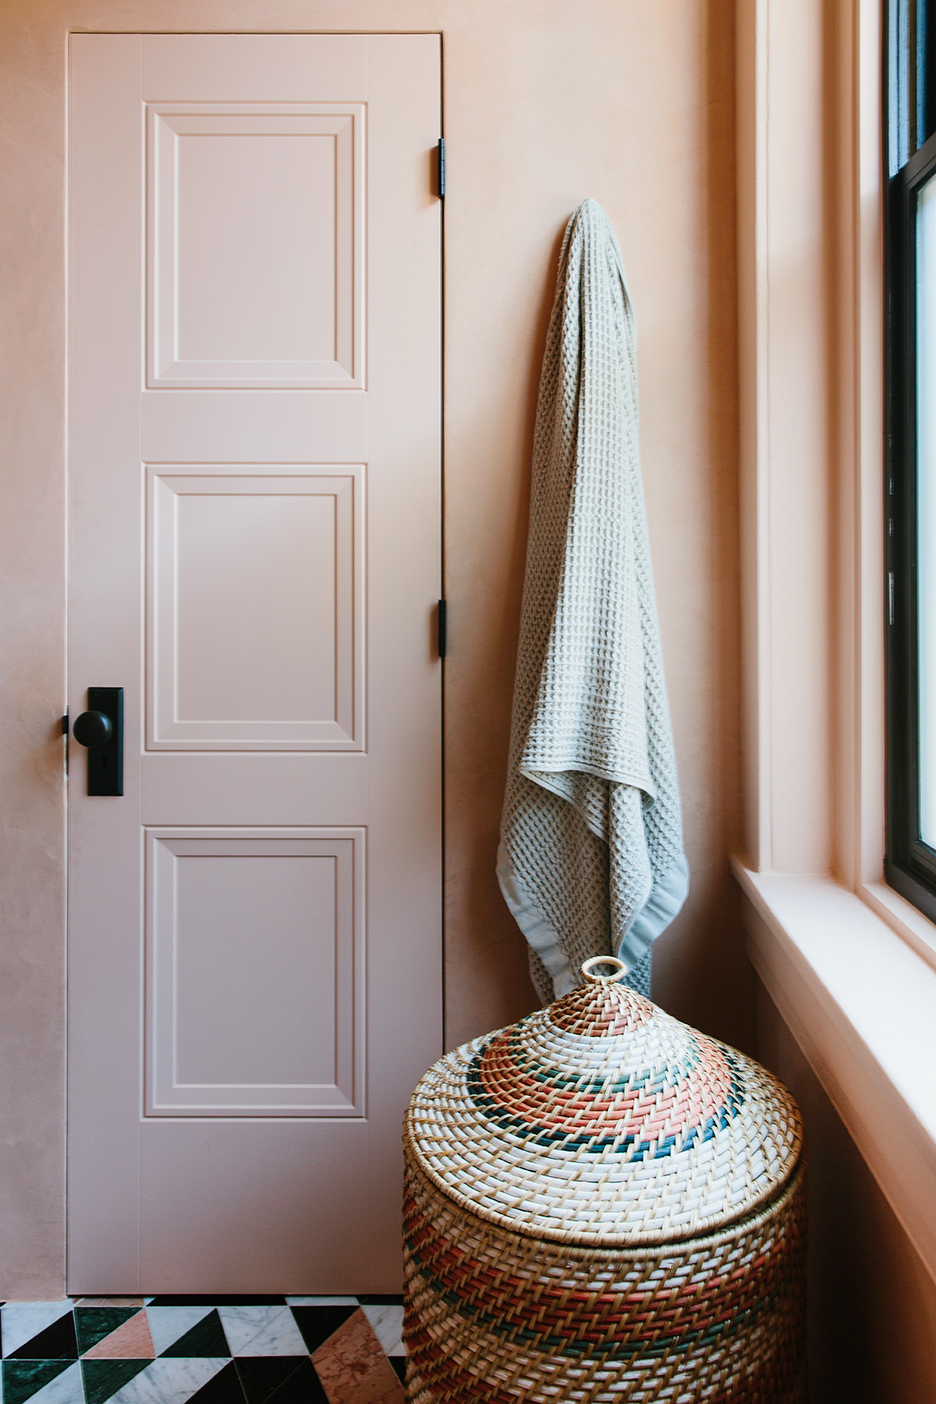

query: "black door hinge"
xmin=437 ymin=599 xmax=447 ymax=658
xmin=437 ymin=139 xmax=445 ymax=199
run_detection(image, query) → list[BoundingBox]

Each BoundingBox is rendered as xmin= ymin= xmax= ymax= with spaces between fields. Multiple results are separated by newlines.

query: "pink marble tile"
xmin=344 ymin=1367 xmax=406 ymax=1404
xmin=311 ymin=1309 xmax=404 ymax=1404
xmin=83 ymin=1310 xmax=156 ymax=1359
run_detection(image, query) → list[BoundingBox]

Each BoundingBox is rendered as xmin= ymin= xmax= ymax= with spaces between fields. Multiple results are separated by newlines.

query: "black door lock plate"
xmin=73 ymin=687 xmax=123 ymax=796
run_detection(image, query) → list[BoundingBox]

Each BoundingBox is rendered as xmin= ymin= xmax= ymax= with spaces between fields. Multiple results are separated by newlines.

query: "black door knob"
xmin=73 ymin=710 xmax=113 ymax=748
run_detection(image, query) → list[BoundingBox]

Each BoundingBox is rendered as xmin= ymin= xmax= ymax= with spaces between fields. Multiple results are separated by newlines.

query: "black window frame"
xmin=885 ymin=0 xmax=936 ymax=919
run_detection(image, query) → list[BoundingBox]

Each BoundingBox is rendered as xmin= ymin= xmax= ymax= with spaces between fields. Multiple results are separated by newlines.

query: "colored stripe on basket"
xmin=404 ymin=1211 xmax=795 ymax=1358
xmin=467 ymin=1039 xmax=746 ymax=1159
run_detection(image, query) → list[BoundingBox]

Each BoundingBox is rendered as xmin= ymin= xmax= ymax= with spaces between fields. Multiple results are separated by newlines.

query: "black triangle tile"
xmin=389 ymin=1357 xmax=406 ymax=1383
xmin=266 ymin=1359 xmax=326 ymax=1404
xmin=356 ymin=1295 xmax=403 ymax=1306
xmin=160 ymin=1309 xmax=229 ymax=1359
xmin=288 ymin=1306 xmax=357 ymax=1354
xmin=2 ymin=1360 xmax=74 ymax=1404
xmin=234 ymin=1358 xmax=313 ymax=1404
xmin=81 ymin=1358 xmax=150 ymax=1404
xmin=186 ymin=1360 xmax=247 ymax=1404
xmin=8 ymin=1312 xmax=78 ymax=1359
xmin=75 ymin=1309 xmax=140 ymax=1357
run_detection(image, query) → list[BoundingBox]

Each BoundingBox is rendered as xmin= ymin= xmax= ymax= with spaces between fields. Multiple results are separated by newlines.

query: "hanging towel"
xmin=497 ymin=199 xmax=689 ymax=1003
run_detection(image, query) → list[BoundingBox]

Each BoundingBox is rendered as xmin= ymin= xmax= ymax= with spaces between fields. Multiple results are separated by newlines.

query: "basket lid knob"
xmin=581 ymin=955 xmax=628 ymax=984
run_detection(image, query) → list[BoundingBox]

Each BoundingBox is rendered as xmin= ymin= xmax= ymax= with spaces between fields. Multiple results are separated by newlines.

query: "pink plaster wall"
xmin=441 ymin=1 xmax=746 ymax=1050
xmin=0 ymin=0 xmax=744 ymax=1296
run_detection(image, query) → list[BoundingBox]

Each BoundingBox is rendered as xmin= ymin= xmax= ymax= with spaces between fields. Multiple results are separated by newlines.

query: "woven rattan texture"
xmin=405 ymin=979 xmax=802 ymax=1247
xmin=402 ymin=1155 xmax=806 ymax=1403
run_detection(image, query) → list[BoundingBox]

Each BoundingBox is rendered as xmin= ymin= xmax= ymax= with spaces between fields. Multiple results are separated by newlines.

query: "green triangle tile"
xmin=160 ymin=1310 xmax=230 ymax=1359
xmin=75 ymin=1310 xmax=140 ymax=1357
xmin=81 ymin=1358 xmax=151 ymax=1404
xmin=3 ymin=1359 xmax=74 ymax=1404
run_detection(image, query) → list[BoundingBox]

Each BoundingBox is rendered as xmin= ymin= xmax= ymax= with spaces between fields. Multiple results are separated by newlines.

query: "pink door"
xmin=67 ymin=33 xmax=442 ymax=1292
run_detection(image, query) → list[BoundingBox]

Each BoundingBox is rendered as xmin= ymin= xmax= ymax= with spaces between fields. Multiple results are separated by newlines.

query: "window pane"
xmin=918 ymin=174 xmax=936 ymax=843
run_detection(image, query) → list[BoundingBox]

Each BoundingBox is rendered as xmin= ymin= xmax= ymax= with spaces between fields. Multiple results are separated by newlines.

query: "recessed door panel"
xmin=148 ymin=106 xmax=363 ymax=387
xmin=147 ymin=467 xmax=363 ymax=749
xmin=146 ymin=831 xmax=364 ymax=1116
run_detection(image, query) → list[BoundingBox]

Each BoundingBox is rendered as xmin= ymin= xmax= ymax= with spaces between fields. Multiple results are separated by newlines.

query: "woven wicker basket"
xmin=403 ymin=957 xmax=806 ymax=1403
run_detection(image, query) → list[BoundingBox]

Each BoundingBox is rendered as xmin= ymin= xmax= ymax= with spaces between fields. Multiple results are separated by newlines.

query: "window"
xmin=886 ymin=0 xmax=936 ymax=917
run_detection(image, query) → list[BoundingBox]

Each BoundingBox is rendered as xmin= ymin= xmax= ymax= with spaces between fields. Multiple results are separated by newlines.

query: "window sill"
xmin=860 ymin=878 xmax=936 ymax=972
xmin=731 ymin=859 xmax=936 ymax=1284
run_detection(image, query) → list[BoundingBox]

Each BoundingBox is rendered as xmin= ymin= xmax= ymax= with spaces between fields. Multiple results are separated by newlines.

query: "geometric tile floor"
xmin=0 ymin=1299 xmax=406 ymax=1404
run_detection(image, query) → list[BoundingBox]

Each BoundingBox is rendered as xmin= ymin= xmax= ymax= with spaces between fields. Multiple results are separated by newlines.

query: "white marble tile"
xmin=24 ymin=1362 xmax=84 ymax=1404
xmin=285 ymin=1298 xmax=357 ymax=1306
xmin=107 ymin=1357 xmax=225 ymax=1404
xmin=144 ymin=1307 xmax=214 ymax=1357
xmin=360 ymin=1305 xmax=404 ymax=1357
xmin=216 ymin=1308 xmax=284 ymax=1357
xmin=0 ymin=1305 xmax=73 ymax=1358
xmin=228 ymin=1310 xmax=306 ymax=1359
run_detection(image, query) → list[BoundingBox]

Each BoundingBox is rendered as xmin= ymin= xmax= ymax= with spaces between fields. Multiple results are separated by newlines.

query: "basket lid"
xmin=405 ymin=957 xmax=802 ymax=1246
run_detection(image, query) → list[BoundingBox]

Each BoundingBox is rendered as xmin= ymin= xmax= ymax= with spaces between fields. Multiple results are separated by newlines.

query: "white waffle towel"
xmin=497 ymin=199 xmax=689 ymax=1003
